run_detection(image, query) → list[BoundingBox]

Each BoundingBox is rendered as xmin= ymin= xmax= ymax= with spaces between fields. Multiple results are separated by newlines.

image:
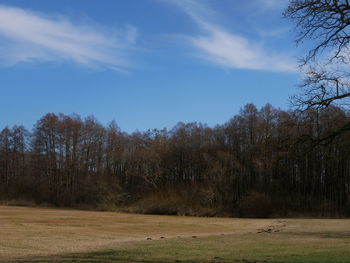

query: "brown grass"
xmin=1 ymin=205 xmax=350 ymax=261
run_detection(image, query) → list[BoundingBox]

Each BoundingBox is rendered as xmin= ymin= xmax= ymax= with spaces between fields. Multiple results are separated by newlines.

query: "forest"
xmin=1 ymin=104 xmax=349 ymax=217
xmin=2 ymin=0 xmax=350 ymax=218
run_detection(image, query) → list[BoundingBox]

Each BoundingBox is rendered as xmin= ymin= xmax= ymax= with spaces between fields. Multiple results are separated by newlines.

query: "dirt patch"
xmin=257 ymin=220 xmax=287 ymax=234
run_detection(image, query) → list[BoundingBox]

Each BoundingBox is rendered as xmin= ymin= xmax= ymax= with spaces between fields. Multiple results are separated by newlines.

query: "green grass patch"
xmin=15 ymin=233 xmax=350 ymax=263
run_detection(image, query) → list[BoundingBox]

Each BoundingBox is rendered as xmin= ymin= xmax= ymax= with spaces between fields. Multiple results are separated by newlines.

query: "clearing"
xmin=1 ymin=206 xmax=350 ymax=262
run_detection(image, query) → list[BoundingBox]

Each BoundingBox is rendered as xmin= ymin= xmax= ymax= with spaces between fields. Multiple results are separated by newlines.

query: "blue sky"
xmin=0 ymin=0 xmax=302 ymax=133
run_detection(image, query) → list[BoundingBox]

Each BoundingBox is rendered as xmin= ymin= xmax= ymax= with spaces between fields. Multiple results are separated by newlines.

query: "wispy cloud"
xmin=163 ymin=0 xmax=296 ymax=73
xmin=0 ymin=5 xmax=137 ymax=71
xmin=190 ymin=23 xmax=296 ymax=72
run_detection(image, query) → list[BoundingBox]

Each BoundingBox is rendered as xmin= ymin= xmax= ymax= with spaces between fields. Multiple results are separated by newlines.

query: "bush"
xmin=239 ymin=192 xmax=273 ymax=218
xmin=127 ymin=186 xmax=226 ymax=217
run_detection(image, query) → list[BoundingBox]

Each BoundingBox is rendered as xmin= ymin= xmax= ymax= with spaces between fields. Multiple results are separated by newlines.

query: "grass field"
xmin=1 ymin=206 xmax=350 ymax=262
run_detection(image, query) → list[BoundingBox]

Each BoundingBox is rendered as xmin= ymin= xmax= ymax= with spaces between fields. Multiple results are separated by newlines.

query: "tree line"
xmin=1 ymin=104 xmax=350 ymax=217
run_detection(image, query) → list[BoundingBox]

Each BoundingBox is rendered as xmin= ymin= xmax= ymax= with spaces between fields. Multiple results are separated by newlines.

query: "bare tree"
xmin=285 ymin=0 xmax=350 ymax=110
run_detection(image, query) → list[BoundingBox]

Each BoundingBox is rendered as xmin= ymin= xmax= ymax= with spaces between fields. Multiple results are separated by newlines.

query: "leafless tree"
xmin=285 ymin=0 xmax=350 ymax=111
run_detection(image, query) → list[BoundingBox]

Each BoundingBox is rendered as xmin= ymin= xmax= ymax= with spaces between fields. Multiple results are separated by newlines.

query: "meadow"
xmin=1 ymin=206 xmax=350 ymax=263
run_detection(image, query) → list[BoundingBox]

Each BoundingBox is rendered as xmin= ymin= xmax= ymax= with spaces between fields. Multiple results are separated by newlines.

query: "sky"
xmin=0 ymin=0 xmax=303 ymax=133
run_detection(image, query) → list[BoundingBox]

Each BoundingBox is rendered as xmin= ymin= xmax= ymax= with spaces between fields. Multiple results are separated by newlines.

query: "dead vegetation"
xmin=1 ymin=206 xmax=350 ymax=262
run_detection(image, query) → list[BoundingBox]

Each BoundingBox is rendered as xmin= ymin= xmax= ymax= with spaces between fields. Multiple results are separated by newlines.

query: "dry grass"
xmin=1 ymin=206 xmax=350 ymax=262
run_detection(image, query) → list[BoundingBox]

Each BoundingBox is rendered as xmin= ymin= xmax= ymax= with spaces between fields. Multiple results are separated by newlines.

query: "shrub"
xmin=239 ymin=192 xmax=273 ymax=218
xmin=127 ymin=186 xmax=226 ymax=217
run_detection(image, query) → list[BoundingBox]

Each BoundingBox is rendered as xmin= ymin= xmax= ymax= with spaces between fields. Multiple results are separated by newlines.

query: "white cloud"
xmin=163 ymin=0 xmax=296 ymax=73
xmin=190 ymin=23 xmax=296 ymax=72
xmin=0 ymin=5 xmax=137 ymax=71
